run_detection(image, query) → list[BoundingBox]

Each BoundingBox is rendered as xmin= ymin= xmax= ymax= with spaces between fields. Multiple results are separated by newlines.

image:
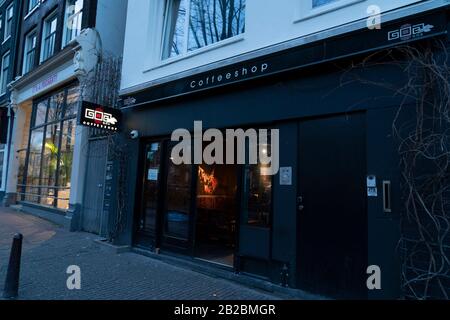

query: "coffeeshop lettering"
xmin=189 ymin=63 xmax=269 ymax=89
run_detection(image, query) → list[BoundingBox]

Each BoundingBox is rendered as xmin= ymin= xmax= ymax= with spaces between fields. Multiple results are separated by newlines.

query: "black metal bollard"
xmin=3 ymin=233 xmax=23 ymax=299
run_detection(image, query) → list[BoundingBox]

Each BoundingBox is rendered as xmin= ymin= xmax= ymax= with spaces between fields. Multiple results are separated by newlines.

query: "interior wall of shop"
xmin=115 ymin=57 xmax=412 ymax=297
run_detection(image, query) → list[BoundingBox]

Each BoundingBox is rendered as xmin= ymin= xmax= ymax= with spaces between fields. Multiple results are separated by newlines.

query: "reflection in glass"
xmin=41 ymin=123 xmax=60 ymax=206
xmin=26 ymin=128 xmax=44 ymax=203
xmin=141 ymin=142 xmax=162 ymax=234
xmin=35 ymin=101 xmax=48 ymax=127
xmin=56 ymin=118 xmax=76 ymax=209
xmin=48 ymin=91 xmax=65 ymax=122
xmin=163 ymin=0 xmax=246 ymax=59
xmin=21 ymin=85 xmax=79 ymax=210
xmin=164 ymin=144 xmax=192 ymax=240
xmin=188 ymin=0 xmax=246 ymax=52
xmin=243 ymin=143 xmax=272 ymax=227
xmin=65 ymin=86 xmax=80 ymax=117
xmin=162 ymin=0 xmax=186 ymax=59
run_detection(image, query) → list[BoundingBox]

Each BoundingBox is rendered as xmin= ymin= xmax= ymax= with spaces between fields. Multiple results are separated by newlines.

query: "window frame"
xmin=20 ymin=83 xmax=80 ymax=210
xmin=241 ymin=134 xmax=274 ymax=229
xmin=23 ymin=29 xmax=38 ymax=75
xmin=0 ymin=14 xmax=3 ymax=39
xmin=295 ymin=0 xmax=365 ymax=22
xmin=161 ymin=0 xmax=246 ymax=62
xmin=40 ymin=11 xmax=58 ymax=63
xmin=63 ymin=0 xmax=84 ymax=47
xmin=0 ymin=51 xmax=10 ymax=95
xmin=4 ymin=3 xmax=13 ymax=41
xmin=28 ymin=0 xmax=40 ymax=13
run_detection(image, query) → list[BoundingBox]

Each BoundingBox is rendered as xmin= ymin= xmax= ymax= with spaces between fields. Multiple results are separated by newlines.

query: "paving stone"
xmin=0 ymin=208 xmax=280 ymax=300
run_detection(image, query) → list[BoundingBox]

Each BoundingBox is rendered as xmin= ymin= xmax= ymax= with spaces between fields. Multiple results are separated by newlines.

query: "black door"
xmin=134 ymin=141 xmax=164 ymax=249
xmin=297 ymin=113 xmax=367 ymax=299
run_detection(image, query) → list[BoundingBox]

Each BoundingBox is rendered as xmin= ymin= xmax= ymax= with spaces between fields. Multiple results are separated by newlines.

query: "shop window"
xmin=4 ymin=3 xmax=13 ymax=41
xmin=23 ymin=30 xmax=38 ymax=75
xmin=242 ymin=142 xmax=272 ymax=228
xmin=57 ymin=118 xmax=76 ymax=210
xmin=41 ymin=12 xmax=58 ymax=62
xmin=48 ymin=91 xmax=65 ymax=122
xmin=63 ymin=0 xmax=83 ymax=46
xmin=20 ymin=84 xmax=80 ymax=210
xmin=162 ymin=0 xmax=246 ymax=60
xmin=0 ymin=51 xmax=10 ymax=95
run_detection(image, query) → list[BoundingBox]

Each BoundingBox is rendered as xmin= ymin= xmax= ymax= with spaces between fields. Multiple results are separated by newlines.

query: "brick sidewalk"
xmin=0 ymin=208 xmax=280 ymax=300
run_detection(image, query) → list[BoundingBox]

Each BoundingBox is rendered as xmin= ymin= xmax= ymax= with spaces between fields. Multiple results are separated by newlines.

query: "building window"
xmin=313 ymin=0 xmax=339 ymax=7
xmin=23 ymin=30 xmax=38 ymax=74
xmin=20 ymin=84 xmax=79 ymax=210
xmin=0 ymin=14 xmax=3 ymax=40
xmin=0 ymin=51 xmax=10 ymax=95
xmin=28 ymin=0 xmax=40 ymax=13
xmin=296 ymin=0 xmax=364 ymax=22
xmin=162 ymin=0 xmax=246 ymax=60
xmin=63 ymin=0 xmax=84 ymax=46
xmin=41 ymin=12 xmax=58 ymax=62
xmin=4 ymin=3 xmax=13 ymax=41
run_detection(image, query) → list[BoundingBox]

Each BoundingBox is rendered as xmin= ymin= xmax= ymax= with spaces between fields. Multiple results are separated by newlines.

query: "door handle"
xmin=297 ymin=196 xmax=304 ymax=211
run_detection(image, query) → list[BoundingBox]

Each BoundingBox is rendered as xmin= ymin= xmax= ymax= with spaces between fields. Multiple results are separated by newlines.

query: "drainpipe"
xmin=3 ymin=0 xmax=23 ymax=206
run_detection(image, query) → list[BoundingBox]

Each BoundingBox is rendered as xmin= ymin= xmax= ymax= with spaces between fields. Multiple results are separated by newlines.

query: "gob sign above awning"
xmin=79 ymin=101 xmax=122 ymax=132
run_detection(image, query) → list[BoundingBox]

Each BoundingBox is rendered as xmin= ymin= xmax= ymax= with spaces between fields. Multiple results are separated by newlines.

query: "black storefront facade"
xmin=113 ymin=6 xmax=450 ymax=300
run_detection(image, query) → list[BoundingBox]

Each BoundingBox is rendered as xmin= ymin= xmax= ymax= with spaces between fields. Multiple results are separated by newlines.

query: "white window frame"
xmin=63 ymin=0 xmax=84 ymax=47
xmin=3 ymin=3 xmax=13 ymax=42
xmin=28 ymin=0 xmax=40 ymax=13
xmin=295 ymin=0 xmax=365 ymax=22
xmin=23 ymin=29 xmax=38 ymax=75
xmin=0 ymin=51 xmax=10 ymax=95
xmin=160 ymin=0 xmax=246 ymax=62
xmin=40 ymin=12 xmax=58 ymax=62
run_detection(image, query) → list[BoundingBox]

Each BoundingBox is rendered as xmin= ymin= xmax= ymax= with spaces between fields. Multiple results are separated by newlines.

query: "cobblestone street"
xmin=0 ymin=208 xmax=280 ymax=300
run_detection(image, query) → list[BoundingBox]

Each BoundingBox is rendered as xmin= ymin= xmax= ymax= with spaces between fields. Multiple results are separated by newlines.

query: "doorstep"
xmin=17 ymin=202 xmax=72 ymax=229
xmin=130 ymin=247 xmax=327 ymax=300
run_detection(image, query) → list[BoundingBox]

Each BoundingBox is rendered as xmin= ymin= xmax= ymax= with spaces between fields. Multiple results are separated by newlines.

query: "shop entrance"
xmin=296 ymin=113 xmax=368 ymax=298
xmin=194 ymin=163 xmax=238 ymax=266
xmin=134 ymin=140 xmax=239 ymax=268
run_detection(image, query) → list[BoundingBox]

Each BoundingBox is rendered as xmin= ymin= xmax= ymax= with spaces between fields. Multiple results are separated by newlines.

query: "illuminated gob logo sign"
xmin=388 ymin=23 xmax=434 ymax=42
xmin=79 ymin=101 xmax=122 ymax=132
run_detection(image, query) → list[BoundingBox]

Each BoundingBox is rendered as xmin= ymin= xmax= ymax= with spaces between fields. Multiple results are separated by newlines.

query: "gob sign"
xmin=79 ymin=101 xmax=122 ymax=132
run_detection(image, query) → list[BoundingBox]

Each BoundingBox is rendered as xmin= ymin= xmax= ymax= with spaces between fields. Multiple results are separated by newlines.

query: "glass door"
xmin=161 ymin=142 xmax=195 ymax=250
xmin=135 ymin=141 xmax=163 ymax=249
